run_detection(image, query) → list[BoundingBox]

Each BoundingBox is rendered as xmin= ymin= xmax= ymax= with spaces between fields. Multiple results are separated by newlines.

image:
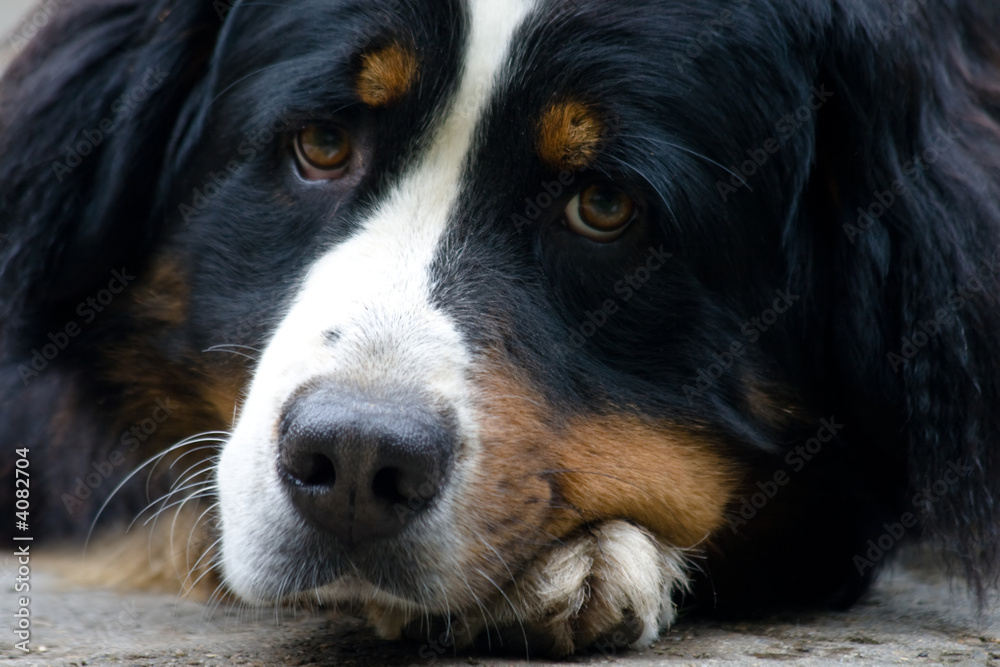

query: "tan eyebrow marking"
xmin=536 ymin=99 xmax=605 ymax=170
xmin=356 ymin=43 xmax=419 ymax=107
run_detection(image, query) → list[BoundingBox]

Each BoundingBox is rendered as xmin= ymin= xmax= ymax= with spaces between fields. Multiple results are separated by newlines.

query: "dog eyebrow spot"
xmin=324 ymin=328 xmax=342 ymax=345
xmin=356 ymin=43 xmax=419 ymax=107
xmin=536 ymin=99 xmax=605 ymax=171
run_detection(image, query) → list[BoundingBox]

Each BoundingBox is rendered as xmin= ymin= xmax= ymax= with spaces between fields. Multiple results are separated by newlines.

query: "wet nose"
xmin=277 ymin=385 xmax=453 ymax=548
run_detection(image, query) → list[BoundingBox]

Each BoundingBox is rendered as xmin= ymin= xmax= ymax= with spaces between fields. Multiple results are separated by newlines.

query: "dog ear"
xmin=0 ymin=0 xmax=226 ymax=337
xmin=796 ymin=4 xmax=1000 ymax=599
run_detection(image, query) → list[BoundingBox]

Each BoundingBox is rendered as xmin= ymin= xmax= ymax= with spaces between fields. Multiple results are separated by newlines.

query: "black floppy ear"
xmin=0 ymin=0 xmax=224 ymax=338
xmin=796 ymin=4 xmax=1000 ymax=598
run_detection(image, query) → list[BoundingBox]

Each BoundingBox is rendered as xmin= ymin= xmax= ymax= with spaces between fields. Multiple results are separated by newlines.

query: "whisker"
xmin=210 ymin=343 xmax=262 ymax=353
xmin=455 ymin=570 xmax=494 ymax=651
xmin=603 ymin=154 xmax=679 ymax=223
xmin=202 ymin=345 xmax=260 ymax=362
xmin=475 ymin=532 xmax=520 ymax=599
xmin=145 ymin=434 xmax=228 ymax=499
xmin=165 ymin=476 xmax=219 ymax=569
xmin=142 ymin=482 xmax=217 ymax=527
xmin=86 ymin=431 xmax=229 ymax=549
xmin=186 ymin=501 xmax=221 ymax=573
xmin=181 ymin=535 xmax=225 ymax=598
xmin=168 ymin=455 xmax=220 ymax=490
xmin=616 ymin=132 xmax=750 ymax=187
xmin=168 ymin=445 xmax=223 ymax=471
xmin=472 ymin=555 xmax=528 ymax=653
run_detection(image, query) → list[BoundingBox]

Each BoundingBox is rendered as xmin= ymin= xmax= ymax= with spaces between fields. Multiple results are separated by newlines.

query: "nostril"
xmin=372 ymin=466 xmax=406 ymax=505
xmin=277 ymin=384 xmax=454 ymax=546
xmin=283 ymin=451 xmax=336 ymax=487
xmin=372 ymin=463 xmax=441 ymax=510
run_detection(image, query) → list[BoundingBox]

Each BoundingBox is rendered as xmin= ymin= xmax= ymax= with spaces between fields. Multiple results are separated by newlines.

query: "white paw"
xmin=412 ymin=520 xmax=690 ymax=656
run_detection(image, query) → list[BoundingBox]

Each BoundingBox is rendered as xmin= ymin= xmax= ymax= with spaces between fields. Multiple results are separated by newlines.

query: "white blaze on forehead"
xmin=264 ymin=0 xmax=538 ymax=390
xmin=236 ymin=0 xmax=537 ymax=404
xmin=216 ymin=0 xmax=538 ymax=603
xmin=342 ymin=0 xmax=537 ymax=275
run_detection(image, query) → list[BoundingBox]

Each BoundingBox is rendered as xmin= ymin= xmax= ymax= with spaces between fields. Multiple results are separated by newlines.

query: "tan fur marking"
xmin=473 ymin=366 xmax=735 ymax=549
xmin=356 ymin=43 xmax=419 ymax=107
xmin=131 ymin=255 xmax=189 ymax=326
xmin=104 ymin=252 xmax=245 ymax=438
xmin=93 ymin=254 xmax=244 ymax=556
xmin=536 ymin=100 xmax=605 ymax=170
xmin=550 ymin=417 xmax=735 ymax=546
xmin=57 ymin=509 xmax=222 ymax=599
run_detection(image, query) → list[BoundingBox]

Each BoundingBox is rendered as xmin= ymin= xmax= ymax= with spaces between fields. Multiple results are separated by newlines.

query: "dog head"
xmin=4 ymin=0 xmax=1000 ymax=647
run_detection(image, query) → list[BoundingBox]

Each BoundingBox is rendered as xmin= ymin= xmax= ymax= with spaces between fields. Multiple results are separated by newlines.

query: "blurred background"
xmin=1 ymin=0 xmax=46 ymax=70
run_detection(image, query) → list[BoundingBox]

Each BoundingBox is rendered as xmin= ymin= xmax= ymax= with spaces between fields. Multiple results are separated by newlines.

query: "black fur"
xmin=3 ymin=0 xmax=1000 ymax=625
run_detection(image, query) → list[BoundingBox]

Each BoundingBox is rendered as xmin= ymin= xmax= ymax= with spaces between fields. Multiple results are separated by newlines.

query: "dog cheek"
xmin=469 ymin=366 xmax=736 ymax=549
xmin=549 ymin=418 xmax=737 ymax=548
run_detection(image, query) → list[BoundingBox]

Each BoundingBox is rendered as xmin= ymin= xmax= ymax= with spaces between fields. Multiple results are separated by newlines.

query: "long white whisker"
xmin=167 ymin=444 xmax=224 ymax=471
xmin=142 ymin=482 xmax=217 ymax=527
xmin=473 ymin=567 xmax=527 ymax=651
xmin=146 ymin=434 xmax=228 ymax=500
xmin=181 ymin=535 xmax=225 ymax=598
xmin=169 ymin=455 xmax=221 ymax=490
xmin=186 ymin=501 xmax=221 ymax=574
xmin=166 ymin=479 xmax=218 ymax=576
xmin=202 ymin=345 xmax=259 ymax=362
xmin=616 ymin=132 xmax=751 ymax=187
xmin=85 ymin=431 xmax=228 ymax=549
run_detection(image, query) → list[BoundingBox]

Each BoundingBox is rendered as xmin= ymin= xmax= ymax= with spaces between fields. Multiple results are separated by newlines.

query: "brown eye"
xmin=294 ymin=125 xmax=352 ymax=180
xmin=564 ymin=183 xmax=635 ymax=241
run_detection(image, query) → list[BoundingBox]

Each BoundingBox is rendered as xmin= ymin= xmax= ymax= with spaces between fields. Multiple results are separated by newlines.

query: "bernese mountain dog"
xmin=3 ymin=0 xmax=1000 ymax=657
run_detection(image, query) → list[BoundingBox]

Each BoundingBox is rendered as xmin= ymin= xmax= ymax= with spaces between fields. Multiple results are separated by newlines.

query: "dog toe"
xmin=466 ymin=520 xmax=689 ymax=656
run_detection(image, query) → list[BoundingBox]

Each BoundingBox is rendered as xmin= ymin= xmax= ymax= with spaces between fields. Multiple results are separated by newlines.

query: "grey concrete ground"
xmin=2 ymin=548 xmax=998 ymax=666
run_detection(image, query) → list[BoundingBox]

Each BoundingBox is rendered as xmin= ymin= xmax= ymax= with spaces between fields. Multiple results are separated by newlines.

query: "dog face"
xmin=210 ymin=0 xmax=744 ymax=625
xmin=4 ymin=0 xmax=1000 ymax=656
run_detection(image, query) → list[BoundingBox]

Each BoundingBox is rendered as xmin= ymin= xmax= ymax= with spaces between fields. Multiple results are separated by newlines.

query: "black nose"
xmin=277 ymin=385 xmax=453 ymax=548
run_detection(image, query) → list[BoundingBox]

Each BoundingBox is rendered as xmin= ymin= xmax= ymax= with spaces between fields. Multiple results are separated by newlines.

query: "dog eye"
xmin=564 ymin=184 xmax=635 ymax=241
xmin=294 ymin=125 xmax=352 ymax=180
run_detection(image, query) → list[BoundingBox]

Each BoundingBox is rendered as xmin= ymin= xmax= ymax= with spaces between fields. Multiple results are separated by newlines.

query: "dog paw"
xmin=459 ymin=520 xmax=688 ymax=656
